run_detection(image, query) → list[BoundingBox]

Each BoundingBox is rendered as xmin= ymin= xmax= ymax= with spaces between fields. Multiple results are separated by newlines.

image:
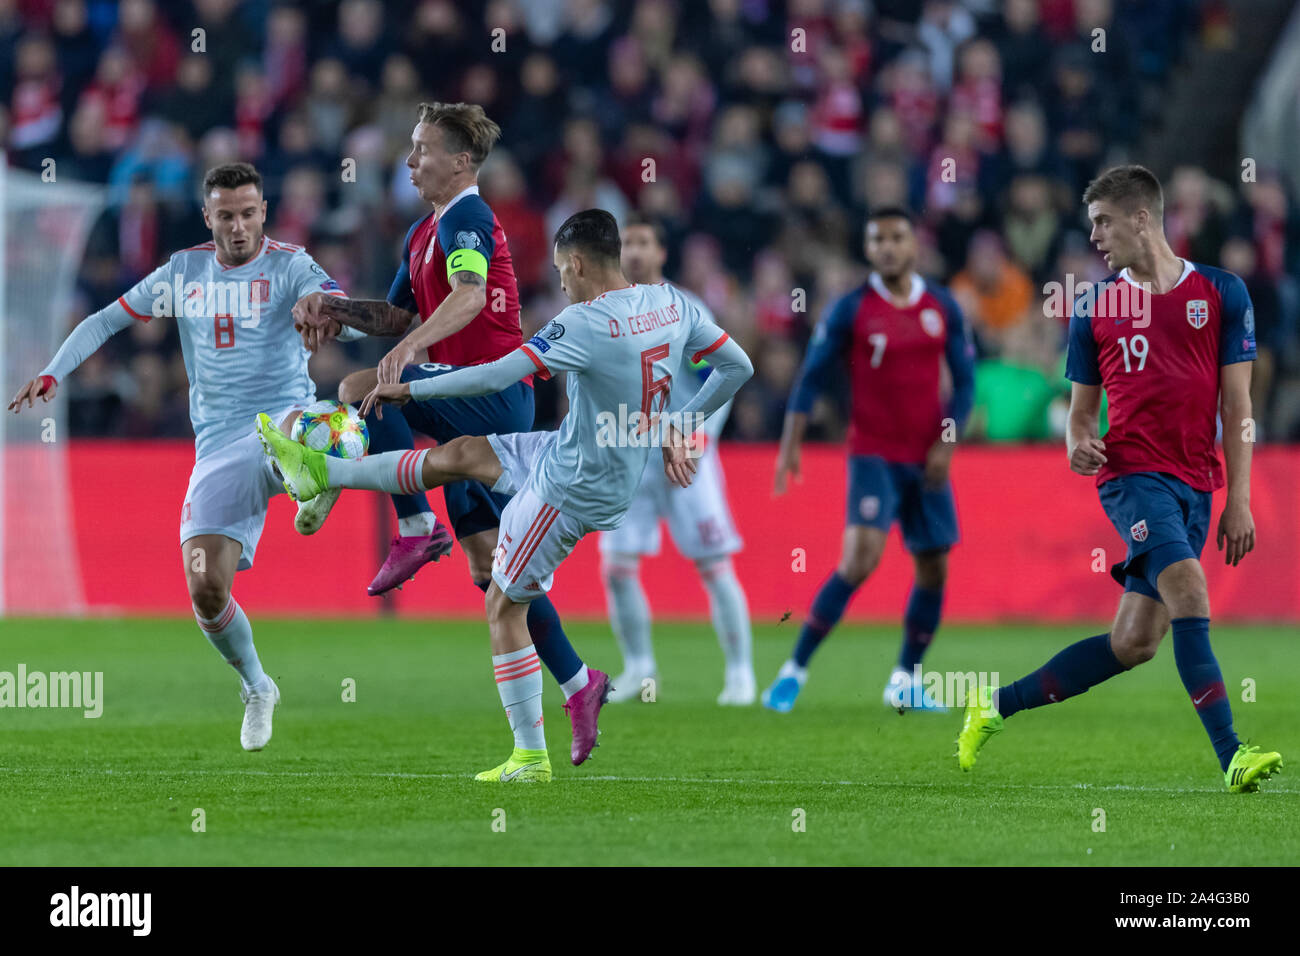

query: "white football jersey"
xmin=518 ymin=282 xmax=730 ymax=529
xmin=115 ymin=235 xmax=345 ymax=459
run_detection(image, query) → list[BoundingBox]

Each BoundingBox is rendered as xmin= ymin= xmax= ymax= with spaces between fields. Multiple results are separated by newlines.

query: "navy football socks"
xmin=996 ymin=633 xmax=1126 ymax=718
xmin=792 ymin=572 xmax=857 ymax=667
xmin=898 ymin=585 xmax=943 ymax=671
xmin=1170 ymin=616 xmax=1239 ymax=771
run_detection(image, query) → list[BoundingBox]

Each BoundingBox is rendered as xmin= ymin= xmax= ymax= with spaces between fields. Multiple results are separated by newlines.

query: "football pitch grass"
xmin=1 ymin=617 xmax=1295 ymax=866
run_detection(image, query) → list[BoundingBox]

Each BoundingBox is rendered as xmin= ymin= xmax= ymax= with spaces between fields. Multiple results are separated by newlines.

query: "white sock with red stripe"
xmin=492 ymin=645 xmax=545 ymax=751
xmin=325 ymin=449 xmax=429 ymax=495
xmin=195 ymin=596 xmax=268 ymax=692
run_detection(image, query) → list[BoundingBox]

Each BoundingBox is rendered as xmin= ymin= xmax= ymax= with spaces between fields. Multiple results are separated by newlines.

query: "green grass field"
xmin=0 ymin=616 xmax=1295 ymax=865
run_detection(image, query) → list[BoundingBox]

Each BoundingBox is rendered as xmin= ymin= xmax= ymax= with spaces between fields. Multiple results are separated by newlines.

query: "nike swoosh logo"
xmin=500 ymin=763 xmax=536 ymax=781
xmin=1193 ymin=690 xmax=1213 ymax=705
xmin=1114 ymin=316 xmax=1129 ymax=325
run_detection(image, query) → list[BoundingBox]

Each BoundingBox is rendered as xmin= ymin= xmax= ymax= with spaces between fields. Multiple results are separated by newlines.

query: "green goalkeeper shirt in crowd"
xmin=971 ymin=355 xmax=1108 ymax=442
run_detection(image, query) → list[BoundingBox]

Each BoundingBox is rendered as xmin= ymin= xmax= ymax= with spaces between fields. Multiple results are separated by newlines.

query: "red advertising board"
xmin=5 ymin=441 xmax=1297 ymax=622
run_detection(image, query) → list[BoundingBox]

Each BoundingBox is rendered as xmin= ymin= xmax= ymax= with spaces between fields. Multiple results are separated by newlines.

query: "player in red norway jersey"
xmin=763 ymin=208 xmax=975 ymax=713
xmin=958 ymin=166 xmax=1282 ymax=792
xmin=294 ymin=103 xmax=608 ymax=766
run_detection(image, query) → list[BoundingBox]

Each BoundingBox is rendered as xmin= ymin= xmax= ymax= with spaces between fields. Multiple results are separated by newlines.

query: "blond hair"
xmin=417 ymin=102 xmax=501 ymax=167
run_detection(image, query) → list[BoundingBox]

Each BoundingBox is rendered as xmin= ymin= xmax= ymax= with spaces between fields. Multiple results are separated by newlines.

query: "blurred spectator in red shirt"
xmin=481 ymin=152 xmax=549 ymax=295
xmin=79 ymin=46 xmax=143 ymax=151
xmin=264 ymin=5 xmax=307 ymax=109
xmin=950 ymin=37 xmax=1003 ymax=153
xmin=8 ymin=33 xmax=60 ymax=161
xmin=234 ymin=63 xmax=273 ymax=160
xmin=885 ymin=50 xmax=940 ymax=159
xmin=115 ymin=0 xmax=178 ymax=91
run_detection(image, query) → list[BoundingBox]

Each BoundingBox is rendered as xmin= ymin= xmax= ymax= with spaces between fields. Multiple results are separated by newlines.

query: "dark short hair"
xmin=555 ymin=209 xmax=621 ymax=263
xmin=202 ymin=162 xmax=262 ymax=199
xmin=623 ymin=212 xmax=668 ymax=250
xmin=866 ymin=206 xmax=914 ymax=227
xmin=1082 ymin=165 xmax=1164 ymax=218
xmin=417 ymin=101 xmax=502 ymax=167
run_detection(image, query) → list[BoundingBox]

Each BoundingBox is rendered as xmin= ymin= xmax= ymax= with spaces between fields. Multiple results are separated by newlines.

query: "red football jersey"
xmin=388 ymin=186 xmax=529 ymax=379
xmin=789 ymin=273 xmax=975 ymax=463
xmin=1066 ymin=261 xmax=1257 ymax=492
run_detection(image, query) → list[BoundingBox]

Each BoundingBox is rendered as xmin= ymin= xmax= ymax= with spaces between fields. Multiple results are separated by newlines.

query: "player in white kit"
xmin=256 ymin=209 xmax=754 ymax=782
xmin=8 ymin=163 xmax=356 ymax=751
xmin=600 ymin=215 xmax=754 ymax=705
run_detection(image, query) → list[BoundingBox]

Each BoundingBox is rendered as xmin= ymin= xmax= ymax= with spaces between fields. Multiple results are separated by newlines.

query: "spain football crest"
xmin=1130 ymin=519 xmax=1149 ymax=542
xmin=1186 ymin=299 xmax=1208 ymax=329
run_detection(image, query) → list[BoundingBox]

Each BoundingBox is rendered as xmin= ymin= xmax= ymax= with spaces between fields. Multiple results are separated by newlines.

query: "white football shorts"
xmin=487 ymin=430 xmax=595 ymax=602
xmin=179 ymin=404 xmax=304 ymax=570
xmin=598 ymin=448 xmax=742 ymax=560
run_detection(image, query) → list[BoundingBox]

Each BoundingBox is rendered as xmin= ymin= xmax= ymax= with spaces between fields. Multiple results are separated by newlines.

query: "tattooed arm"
xmin=320 ymin=296 xmax=417 ymax=337
xmin=292 ymin=291 xmax=416 ymax=346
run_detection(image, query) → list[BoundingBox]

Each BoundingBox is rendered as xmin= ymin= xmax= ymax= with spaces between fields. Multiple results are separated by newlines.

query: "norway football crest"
xmin=1130 ymin=519 xmax=1149 ymax=542
xmin=920 ymin=308 xmax=944 ymax=337
xmin=1186 ymin=300 xmax=1208 ymax=329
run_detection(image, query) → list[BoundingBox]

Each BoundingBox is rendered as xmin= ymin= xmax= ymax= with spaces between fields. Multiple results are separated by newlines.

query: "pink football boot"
xmin=562 ymin=668 xmax=611 ymax=765
xmin=366 ymin=524 xmax=455 ymax=596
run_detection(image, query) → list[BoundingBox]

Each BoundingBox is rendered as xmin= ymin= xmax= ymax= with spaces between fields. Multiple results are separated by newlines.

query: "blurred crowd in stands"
xmin=4 ymin=0 xmax=1299 ymax=442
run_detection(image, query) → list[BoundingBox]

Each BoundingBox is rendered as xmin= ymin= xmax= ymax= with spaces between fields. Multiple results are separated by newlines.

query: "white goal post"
xmin=0 ymin=158 xmax=106 ymax=616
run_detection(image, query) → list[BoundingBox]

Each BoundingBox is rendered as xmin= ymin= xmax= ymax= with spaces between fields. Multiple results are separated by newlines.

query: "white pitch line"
xmin=0 ymin=766 xmax=1291 ymax=795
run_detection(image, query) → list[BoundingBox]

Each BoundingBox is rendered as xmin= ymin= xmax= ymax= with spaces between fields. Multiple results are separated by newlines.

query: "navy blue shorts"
xmin=398 ymin=362 xmax=535 ymax=539
xmin=846 ymin=455 xmax=959 ymax=553
xmin=1097 ymin=471 xmax=1211 ymax=601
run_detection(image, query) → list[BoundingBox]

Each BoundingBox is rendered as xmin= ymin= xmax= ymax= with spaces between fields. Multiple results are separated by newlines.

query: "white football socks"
xmin=195 ymin=596 xmax=268 ymax=692
xmin=397 ymin=512 xmax=436 ymax=537
xmin=602 ymin=557 xmax=656 ymax=675
xmin=698 ymin=557 xmax=754 ymax=677
xmin=326 ymin=449 xmax=429 ymax=495
xmin=492 ymin=645 xmax=545 ymax=751
xmin=560 ymin=663 xmax=590 ymax=700
xmin=778 ymin=659 xmax=809 ymax=685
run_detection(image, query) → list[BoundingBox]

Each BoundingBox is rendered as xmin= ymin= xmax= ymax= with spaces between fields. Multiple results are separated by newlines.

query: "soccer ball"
xmin=290 ymin=400 xmax=369 ymax=459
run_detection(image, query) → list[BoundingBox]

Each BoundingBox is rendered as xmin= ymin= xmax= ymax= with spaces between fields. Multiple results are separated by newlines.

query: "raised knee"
xmin=338 ymin=373 xmax=371 ymax=406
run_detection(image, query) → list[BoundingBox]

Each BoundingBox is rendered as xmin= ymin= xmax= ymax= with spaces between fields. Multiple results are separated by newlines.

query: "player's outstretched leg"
xmin=697 ymin=557 xmax=756 ymax=705
xmin=958 ymin=592 xmax=1161 ymax=771
xmin=762 ymin=527 xmax=880 ymax=712
xmin=185 ymin=534 xmax=279 ymax=751
xmin=601 ymin=554 xmax=658 ymax=703
xmin=957 ymin=631 xmax=1127 ymax=771
xmin=339 ymin=370 xmax=454 ymax=594
xmin=257 ymin=416 xmax=489 ymax=499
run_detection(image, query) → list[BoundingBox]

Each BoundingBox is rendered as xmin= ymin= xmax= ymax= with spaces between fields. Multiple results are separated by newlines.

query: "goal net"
xmin=0 ymin=160 xmax=106 ymax=615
